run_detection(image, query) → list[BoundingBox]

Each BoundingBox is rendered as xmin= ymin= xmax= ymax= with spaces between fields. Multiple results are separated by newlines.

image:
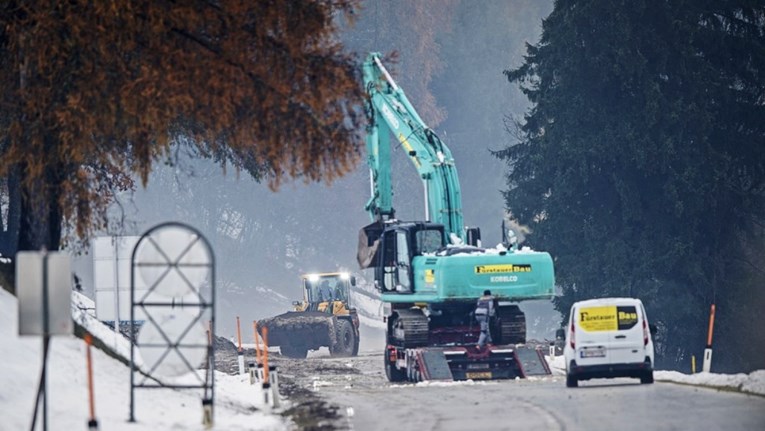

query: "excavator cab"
xmin=362 ymin=222 xmax=445 ymax=294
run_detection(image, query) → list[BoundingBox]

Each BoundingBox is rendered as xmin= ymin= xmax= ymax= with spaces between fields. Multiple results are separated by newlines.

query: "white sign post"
xmin=17 ymin=250 xmax=73 ymax=431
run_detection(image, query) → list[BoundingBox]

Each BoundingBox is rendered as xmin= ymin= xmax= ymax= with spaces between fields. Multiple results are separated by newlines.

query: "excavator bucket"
xmin=357 ymin=221 xmax=384 ymax=269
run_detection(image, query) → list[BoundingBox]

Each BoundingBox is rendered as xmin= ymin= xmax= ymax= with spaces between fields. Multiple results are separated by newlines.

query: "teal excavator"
xmin=358 ymin=53 xmax=556 ymax=382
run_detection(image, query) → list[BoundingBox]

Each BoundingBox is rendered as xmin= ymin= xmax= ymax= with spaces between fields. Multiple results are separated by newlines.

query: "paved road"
xmin=275 ymin=351 xmax=765 ymax=431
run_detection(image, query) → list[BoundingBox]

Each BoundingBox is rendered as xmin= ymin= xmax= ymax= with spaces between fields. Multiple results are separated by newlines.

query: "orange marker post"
xmin=253 ymin=321 xmax=262 ymax=364
xmin=262 ymin=327 xmax=270 ymax=383
xmin=236 ymin=316 xmax=245 ymax=374
xmin=236 ymin=316 xmax=243 ymax=352
xmin=85 ymin=334 xmax=98 ymax=430
xmin=260 ymin=327 xmax=274 ymax=407
xmin=706 ymin=304 xmax=716 ymax=348
xmin=702 ymin=304 xmax=716 ymax=372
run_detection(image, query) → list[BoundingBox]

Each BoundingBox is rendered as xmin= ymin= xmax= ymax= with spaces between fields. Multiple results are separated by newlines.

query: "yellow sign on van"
xmin=578 ymin=306 xmax=618 ymax=332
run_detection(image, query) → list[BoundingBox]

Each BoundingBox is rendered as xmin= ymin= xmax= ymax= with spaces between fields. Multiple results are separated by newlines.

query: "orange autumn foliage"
xmin=0 ymin=0 xmax=364 ymax=249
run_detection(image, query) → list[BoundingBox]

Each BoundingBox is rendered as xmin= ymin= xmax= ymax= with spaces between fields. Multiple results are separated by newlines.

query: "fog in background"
xmin=73 ymin=0 xmax=558 ymax=339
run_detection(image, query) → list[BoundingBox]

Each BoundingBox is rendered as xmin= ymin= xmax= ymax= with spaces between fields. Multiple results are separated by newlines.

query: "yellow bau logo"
xmin=474 ymin=264 xmax=532 ymax=274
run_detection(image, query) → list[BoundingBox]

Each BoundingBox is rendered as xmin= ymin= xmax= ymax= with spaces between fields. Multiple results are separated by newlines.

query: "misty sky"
xmin=73 ymin=1 xmax=557 ymax=337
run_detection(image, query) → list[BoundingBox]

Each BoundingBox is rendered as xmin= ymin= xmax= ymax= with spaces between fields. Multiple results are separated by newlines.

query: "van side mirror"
xmin=649 ymin=324 xmax=657 ymax=336
xmin=555 ymin=328 xmax=565 ymax=340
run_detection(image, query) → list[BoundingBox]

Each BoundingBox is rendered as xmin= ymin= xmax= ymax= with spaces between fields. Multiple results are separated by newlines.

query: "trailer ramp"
xmin=515 ymin=346 xmax=552 ymax=376
xmin=416 ymin=350 xmax=454 ymax=381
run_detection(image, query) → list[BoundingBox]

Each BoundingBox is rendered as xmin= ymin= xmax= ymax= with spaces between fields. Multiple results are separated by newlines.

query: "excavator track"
xmin=497 ymin=305 xmax=526 ymax=344
xmin=389 ymin=309 xmax=429 ymax=348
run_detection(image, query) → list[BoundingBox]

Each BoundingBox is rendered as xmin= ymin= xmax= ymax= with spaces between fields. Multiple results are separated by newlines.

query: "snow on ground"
xmin=655 ymin=370 xmax=765 ymax=397
xmin=71 ymin=291 xmax=135 ymax=363
xmin=545 ymin=354 xmax=566 ymax=376
xmin=0 ymin=288 xmax=289 ymax=430
xmin=544 ymin=353 xmax=765 ymax=396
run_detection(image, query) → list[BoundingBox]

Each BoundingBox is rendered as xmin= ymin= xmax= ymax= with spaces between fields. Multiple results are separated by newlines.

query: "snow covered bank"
xmin=545 ymin=354 xmax=566 ymax=376
xmin=656 ymin=370 xmax=765 ymax=397
xmin=545 ymin=353 xmax=765 ymax=396
xmin=0 ymin=288 xmax=288 ymax=430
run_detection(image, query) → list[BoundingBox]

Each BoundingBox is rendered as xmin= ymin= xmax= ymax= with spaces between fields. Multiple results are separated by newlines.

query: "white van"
xmin=563 ymin=297 xmax=655 ymax=387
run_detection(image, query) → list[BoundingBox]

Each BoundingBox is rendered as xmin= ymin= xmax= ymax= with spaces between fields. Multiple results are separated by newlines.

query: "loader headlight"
xmin=339 ymin=272 xmax=350 ymax=280
xmin=307 ymin=274 xmax=320 ymax=282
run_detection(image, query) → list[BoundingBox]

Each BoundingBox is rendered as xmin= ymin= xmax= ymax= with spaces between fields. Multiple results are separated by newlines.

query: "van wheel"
xmin=640 ymin=371 xmax=654 ymax=384
xmin=566 ymin=374 xmax=578 ymax=388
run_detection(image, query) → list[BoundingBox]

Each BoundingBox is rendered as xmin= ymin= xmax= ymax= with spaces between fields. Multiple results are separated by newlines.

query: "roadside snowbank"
xmin=656 ymin=370 xmax=765 ymax=397
xmin=545 ymin=352 xmax=765 ymax=396
xmin=0 ymin=288 xmax=288 ymax=430
xmin=545 ymin=354 xmax=566 ymax=376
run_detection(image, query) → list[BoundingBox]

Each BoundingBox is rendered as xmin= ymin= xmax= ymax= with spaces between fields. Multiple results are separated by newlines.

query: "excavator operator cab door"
xmin=376 ymin=229 xmax=413 ymax=293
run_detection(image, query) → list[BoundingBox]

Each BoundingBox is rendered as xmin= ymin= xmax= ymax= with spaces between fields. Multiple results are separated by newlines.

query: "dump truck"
xmin=258 ymin=272 xmax=360 ymax=359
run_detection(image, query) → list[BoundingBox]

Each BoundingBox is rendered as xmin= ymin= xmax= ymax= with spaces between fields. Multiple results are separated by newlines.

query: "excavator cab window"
xmin=378 ymin=230 xmax=397 ymax=292
xmin=395 ymin=231 xmax=412 ymax=293
xmin=415 ymin=228 xmax=445 ymax=255
xmin=376 ymin=229 xmax=414 ymax=293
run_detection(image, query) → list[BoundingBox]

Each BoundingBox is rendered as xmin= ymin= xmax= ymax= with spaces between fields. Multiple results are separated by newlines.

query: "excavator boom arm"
xmin=363 ymin=53 xmax=465 ymax=241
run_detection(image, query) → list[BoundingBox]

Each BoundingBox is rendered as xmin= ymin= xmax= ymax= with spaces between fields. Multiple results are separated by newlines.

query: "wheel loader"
xmin=257 ymin=272 xmax=360 ymax=359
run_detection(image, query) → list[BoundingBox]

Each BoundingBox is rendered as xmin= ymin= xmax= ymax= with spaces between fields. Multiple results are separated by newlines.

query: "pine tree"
xmin=500 ymin=0 xmax=765 ymax=370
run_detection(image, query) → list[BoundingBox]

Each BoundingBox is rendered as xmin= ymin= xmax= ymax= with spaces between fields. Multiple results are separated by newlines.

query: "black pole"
xmin=31 ymin=252 xmax=51 ymax=431
xmin=42 ymin=251 xmax=49 ymax=431
xmin=29 ymin=336 xmax=50 ymax=431
xmin=129 ymin=247 xmax=135 ymax=423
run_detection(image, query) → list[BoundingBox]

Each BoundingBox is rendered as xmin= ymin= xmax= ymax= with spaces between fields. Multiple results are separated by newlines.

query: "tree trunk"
xmin=17 ymin=163 xmax=62 ymax=252
xmin=0 ymin=168 xmax=22 ymax=256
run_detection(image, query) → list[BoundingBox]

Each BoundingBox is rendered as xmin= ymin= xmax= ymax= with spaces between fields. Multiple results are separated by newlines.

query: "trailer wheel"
xmin=330 ymin=319 xmax=357 ymax=357
xmin=384 ymin=350 xmax=406 ymax=382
